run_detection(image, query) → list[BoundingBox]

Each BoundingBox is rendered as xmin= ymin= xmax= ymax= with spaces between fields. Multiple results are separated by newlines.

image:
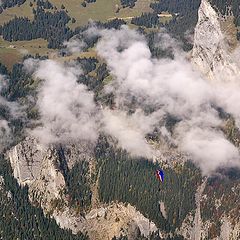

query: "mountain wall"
xmin=7 ymin=137 xmax=157 ymax=240
xmin=192 ymin=0 xmax=240 ymax=83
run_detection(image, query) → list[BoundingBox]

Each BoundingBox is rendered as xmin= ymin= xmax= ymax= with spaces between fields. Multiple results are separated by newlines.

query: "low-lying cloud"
xmin=0 ymin=119 xmax=11 ymax=152
xmin=24 ymin=26 xmax=240 ymax=175
xmin=0 ymin=74 xmax=17 ymax=152
xmin=24 ymin=59 xmax=99 ymax=145
xmin=181 ymin=128 xmax=240 ymax=175
xmin=63 ymin=38 xmax=86 ymax=55
xmin=102 ymin=109 xmax=160 ymax=158
xmin=96 ymin=26 xmax=240 ymax=174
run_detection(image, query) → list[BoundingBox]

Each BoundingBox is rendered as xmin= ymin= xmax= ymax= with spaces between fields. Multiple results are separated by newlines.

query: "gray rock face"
xmin=80 ymin=203 xmax=158 ymax=240
xmin=8 ymin=137 xmax=67 ymax=211
xmin=7 ymin=137 xmax=157 ymax=239
xmin=0 ymin=175 xmax=4 ymax=191
xmin=8 ymin=137 xmax=44 ymax=185
xmin=61 ymin=141 xmax=95 ymax=169
xmin=7 ymin=137 xmax=95 ymax=212
xmin=8 ymin=137 xmax=94 ymax=186
xmin=192 ymin=0 xmax=240 ymax=82
xmin=178 ymin=179 xmax=240 ymax=240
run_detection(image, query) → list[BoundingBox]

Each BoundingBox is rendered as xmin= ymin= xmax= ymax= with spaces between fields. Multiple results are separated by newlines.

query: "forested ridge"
xmin=0 ymin=0 xmax=26 ymax=13
xmin=0 ymin=0 xmax=240 ymax=239
xmin=0 ymin=7 xmax=73 ymax=49
xmin=0 ymin=0 xmax=239 ymax=53
xmin=0 ymin=155 xmax=88 ymax=240
xmin=131 ymin=13 xmax=160 ymax=28
xmin=94 ymin=136 xmax=202 ymax=235
xmin=0 ymin=0 xmax=202 ymax=52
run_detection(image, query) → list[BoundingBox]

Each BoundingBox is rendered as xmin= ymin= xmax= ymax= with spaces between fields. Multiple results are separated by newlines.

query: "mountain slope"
xmin=0 ymin=0 xmax=240 ymax=240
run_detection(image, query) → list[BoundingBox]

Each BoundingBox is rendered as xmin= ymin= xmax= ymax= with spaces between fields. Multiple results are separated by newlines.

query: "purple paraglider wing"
xmin=156 ymin=169 xmax=164 ymax=182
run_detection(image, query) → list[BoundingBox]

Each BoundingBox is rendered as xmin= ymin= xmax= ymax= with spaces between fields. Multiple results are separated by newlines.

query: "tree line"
xmin=120 ymin=0 xmax=137 ymax=8
xmin=131 ymin=13 xmax=160 ymax=28
xmin=0 ymin=7 xmax=73 ymax=48
xmin=0 ymin=0 xmax=26 ymax=13
xmin=0 ymin=155 xmax=88 ymax=240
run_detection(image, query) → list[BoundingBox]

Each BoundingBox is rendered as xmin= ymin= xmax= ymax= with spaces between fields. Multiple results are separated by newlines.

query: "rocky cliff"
xmin=186 ymin=1 xmax=240 ymax=239
xmin=192 ymin=0 xmax=240 ymax=83
xmin=7 ymin=137 xmax=157 ymax=239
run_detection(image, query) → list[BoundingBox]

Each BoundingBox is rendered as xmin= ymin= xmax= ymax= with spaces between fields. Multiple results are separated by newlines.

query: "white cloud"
xmin=0 ymin=119 xmax=11 ymax=151
xmin=102 ymin=109 xmax=161 ymax=158
xmin=95 ymin=26 xmax=240 ymax=174
xmin=181 ymin=128 xmax=240 ymax=175
xmin=24 ymin=26 xmax=240 ymax=175
xmin=25 ymin=59 xmax=99 ymax=145
xmin=63 ymin=38 xmax=86 ymax=55
xmin=0 ymin=74 xmax=18 ymax=151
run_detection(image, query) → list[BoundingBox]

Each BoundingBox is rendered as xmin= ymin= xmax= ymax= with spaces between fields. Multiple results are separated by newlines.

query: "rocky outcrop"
xmin=178 ymin=180 xmax=207 ymax=240
xmin=0 ymin=175 xmax=4 ymax=191
xmin=178 ymin=176 xmax=240 ymax=240
xmin=8 ymin=137 xmax=44 ymax=186
xmin=43 ymin=201 xmax=158 ymax=239
xmin=192 ymin=0 xmax=240 ymax=82
xmin=191 ymin=179 xmax=207 ymax=240
xmin=190 ymin=2 xmax=240 ymax=237
xmin=62 ymin=203 xmax=158 ymax=240
xmin=8 ymin=137 xmax=65 ymax=211
xmin=7 ymin=137 xmax=157 ymax=239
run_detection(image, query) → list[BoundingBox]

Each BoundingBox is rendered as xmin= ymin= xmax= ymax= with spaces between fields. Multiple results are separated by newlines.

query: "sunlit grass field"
xmin=0 ymin=0 xmax=155 ymax=69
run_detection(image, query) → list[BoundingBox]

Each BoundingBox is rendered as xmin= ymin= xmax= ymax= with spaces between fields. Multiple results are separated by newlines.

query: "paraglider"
xmin=156 ymin=169 xmax=164 ymax=182
xmin=156 ymin=169 xmax=164 ymax=192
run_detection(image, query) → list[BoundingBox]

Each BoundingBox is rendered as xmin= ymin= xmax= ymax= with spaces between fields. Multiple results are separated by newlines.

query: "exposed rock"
xmin=178 ymin=178 xmax=240 ymax=240
xmin=8 ymin=137 xmax=64 ymax=211
xmin=191 ymin=179 xmax=207 ymax=240
xmin=81 ymin=203 xmax=157 ymax=240
xmin=0 ymin=175 xmax=4 ymax=191
xmin=229 ymin=222 xmax=240 ymax=240
xmin=220 ymin=216 xmax=232 ymax=240
xmin=60 ymin=141 xmax=95 ymax=170
xmin=178 ymin=179 xmax=207 ymax=240
xmin=52 ymin=203 xmax=158 ymax=239
xmin=190 ymin=2 xmax=240 ymax=237
xmin=7 ymin=137 xmax=94 ymax=212
xmin=52 ymin=207 xmax=85 ymax=234
xmin=29 ymin=148 xmax=66 ymax=211
xmin=159 ymin=201 xmax=167 ymax=219
xmin=7 ymin=137 xmax=157 ymax=239
xmin=0 ymin=175 xmax=12 ymax=200
xmin=8 ymin=137 xmax=44 ymax=186
xmin=192 ymin=0 xmax=240 ymax=82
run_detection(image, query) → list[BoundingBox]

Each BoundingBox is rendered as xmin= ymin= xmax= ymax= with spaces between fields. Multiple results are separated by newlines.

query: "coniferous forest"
xmin=0 ymin=155 xmax=88 ymax=240
xmin=0 ymin=0 xmax=240 ymax=239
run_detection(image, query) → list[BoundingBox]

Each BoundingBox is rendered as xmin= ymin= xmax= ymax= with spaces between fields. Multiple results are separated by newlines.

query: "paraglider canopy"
xmin=156 ymin=169 xmax=164 ymax=182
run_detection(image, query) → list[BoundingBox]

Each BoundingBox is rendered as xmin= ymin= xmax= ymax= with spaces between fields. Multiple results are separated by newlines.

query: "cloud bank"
xmin=24 ymin=59 xmax=99 ymax=145
xmin=96 ymin=26 xmax=240 ymax=174
xmin=63 ymin=38 xmax=86 ymax=55
xmin=0 ymin=74 xmax=16 ymax=151
xmin=25 ymin=26 xmax=240 ymax=175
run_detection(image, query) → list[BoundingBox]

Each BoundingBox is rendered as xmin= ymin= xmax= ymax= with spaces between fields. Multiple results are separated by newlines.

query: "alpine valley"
xmin=0 ymin=0 xmax=240 ymax=240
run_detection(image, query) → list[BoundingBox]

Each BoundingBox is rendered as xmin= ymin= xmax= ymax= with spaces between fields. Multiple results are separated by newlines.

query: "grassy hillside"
xmin=51 ymin=0 xmax=153 ymax=28
xmin=0 ymin=0 xmax=35 ymax=26
xmin=0 ymin=37 xmax=54 ymax=70
xmin=0 ymin=0 xmax=153 ymax=28
xmin=0 ymin=0 xmax=154 ymax=69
